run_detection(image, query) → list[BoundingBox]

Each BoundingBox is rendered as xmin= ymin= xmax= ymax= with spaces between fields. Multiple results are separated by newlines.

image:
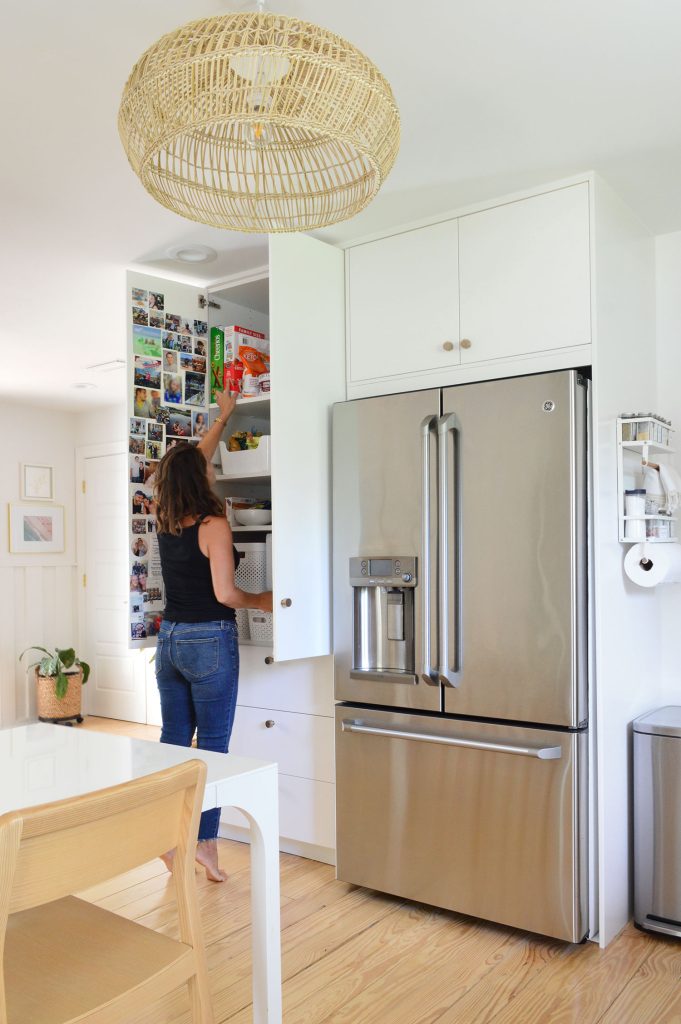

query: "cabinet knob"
xmin=264 ymin=656 xmax=274 ymax=665
xmin=460 ymin=338 xmax=472 ymax=350
xmin=265 ymin=719 xmax=275 ymax=728
xmin=442 ymin=341 xmax=454 ymax=352
xmin=280 ymin=598 xmax=292 ymax=607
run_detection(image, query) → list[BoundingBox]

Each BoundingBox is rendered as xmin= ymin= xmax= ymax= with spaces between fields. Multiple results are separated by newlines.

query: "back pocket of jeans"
xmin=175 ymin=637 xmax=219 ymax=681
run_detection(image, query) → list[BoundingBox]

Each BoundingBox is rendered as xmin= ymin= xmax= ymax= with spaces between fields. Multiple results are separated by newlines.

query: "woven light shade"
xmin=118 ymin=12 xmax=400 ymax=233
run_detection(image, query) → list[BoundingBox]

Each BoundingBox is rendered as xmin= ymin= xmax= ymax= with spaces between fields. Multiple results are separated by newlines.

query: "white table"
xmin=0 ymin=723 xmax=282 ymax=1024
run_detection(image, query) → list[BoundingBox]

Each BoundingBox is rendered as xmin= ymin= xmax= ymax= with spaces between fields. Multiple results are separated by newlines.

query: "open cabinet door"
xmin=269 ymin=234 xmax=345 ymax=662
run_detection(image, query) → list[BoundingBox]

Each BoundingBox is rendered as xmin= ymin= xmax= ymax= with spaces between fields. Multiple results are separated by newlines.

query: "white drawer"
xmin=221 ymin=775 xmax=336 ymax=850
xmin=237 ymin=648 xmax=334 ymax=717
xmin=229 ymin=705 xmax=335 ymax=783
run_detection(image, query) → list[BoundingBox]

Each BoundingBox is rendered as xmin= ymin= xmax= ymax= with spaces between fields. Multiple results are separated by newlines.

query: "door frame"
xmin=75 ymin=442 xmax=126 ymax=716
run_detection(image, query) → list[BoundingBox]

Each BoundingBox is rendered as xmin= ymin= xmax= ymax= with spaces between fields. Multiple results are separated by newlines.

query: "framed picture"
xmin=20 ymin=464 xmax=54 ymax=501
xmin=9 ymin=504 xmax=65 ymax=554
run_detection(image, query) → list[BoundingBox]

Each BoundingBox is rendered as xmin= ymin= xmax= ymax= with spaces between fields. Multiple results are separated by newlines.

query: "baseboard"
xmin=217 ymin=821 xmax=336 ymax=866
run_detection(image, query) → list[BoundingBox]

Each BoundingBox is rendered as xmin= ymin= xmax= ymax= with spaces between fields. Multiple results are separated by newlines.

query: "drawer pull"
xmin=281 ymin=598 xmax=292 ymax=607
xmin=341 ymin=720 xmax=561 ymax=759
xmin=442 ymin=340 xmax=454 ymax=352
xmin=264 ymin=656 xmax=274 ymax=665
xmin=460 ymin=338 xmax=472 ymax=350
xmin=265 ymin=719 xmax=276 ymax=729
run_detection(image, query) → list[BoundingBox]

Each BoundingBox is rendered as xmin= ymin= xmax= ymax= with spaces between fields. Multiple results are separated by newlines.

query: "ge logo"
xmin=543 ymin=400 xmax=556 ymax=412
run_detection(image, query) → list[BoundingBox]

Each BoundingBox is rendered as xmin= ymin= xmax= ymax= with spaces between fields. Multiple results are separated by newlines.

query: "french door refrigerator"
xmin=332 ymin=369 xmax=588 ymax=942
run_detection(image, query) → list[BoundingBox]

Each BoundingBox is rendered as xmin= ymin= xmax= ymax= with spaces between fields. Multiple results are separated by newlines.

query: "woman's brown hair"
xmin=154 ymin=444 xmax=223 ymax=535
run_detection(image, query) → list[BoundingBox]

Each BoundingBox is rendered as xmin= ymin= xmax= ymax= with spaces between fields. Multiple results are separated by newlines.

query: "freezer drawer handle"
xmin=421 ymin=415 xmax=439 ymax=685
xmin=341 ymin=720 xmax=562 ymax=760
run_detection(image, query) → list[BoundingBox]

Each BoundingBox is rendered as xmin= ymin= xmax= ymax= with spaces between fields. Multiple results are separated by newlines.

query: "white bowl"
xmin=234 ymin=508 xmax=272 ymax=526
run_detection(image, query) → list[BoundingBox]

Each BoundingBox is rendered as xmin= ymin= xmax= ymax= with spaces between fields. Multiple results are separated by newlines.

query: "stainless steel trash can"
xmin=634 ymin=706 xmax=681 ymax=938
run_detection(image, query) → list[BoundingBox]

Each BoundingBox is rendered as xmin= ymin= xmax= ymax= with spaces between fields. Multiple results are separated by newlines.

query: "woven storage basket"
xmin=36 ymin=668 xmax=82 ymax=721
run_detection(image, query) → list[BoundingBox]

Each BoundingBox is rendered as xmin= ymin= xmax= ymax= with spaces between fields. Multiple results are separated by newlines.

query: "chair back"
xmin=0 ymin=759 xmax=206 ymax=915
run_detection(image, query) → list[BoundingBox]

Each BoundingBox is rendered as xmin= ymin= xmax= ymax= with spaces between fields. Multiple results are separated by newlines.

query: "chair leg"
xmin=188 ymin=967 xmax=214 ymax=1024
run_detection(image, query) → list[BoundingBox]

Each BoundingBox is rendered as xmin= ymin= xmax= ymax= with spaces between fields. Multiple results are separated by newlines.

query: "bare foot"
xmin=160 ymin=849 xmax=175 ymax=873
xmin=195 ymin=839 xmax=228 ymax=882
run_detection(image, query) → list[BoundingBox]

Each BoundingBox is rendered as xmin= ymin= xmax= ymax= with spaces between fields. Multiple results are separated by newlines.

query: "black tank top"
xmin=158 ymin=518 xmax=240 ymax=623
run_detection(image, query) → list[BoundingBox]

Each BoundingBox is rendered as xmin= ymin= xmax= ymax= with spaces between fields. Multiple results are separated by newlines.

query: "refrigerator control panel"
xmin=349 ymin=556 xmax=417 ymax=587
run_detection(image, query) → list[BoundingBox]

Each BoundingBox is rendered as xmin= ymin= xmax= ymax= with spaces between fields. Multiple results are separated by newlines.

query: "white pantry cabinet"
xmin=346 ymin=180 xmax=592 ymax=392
xmin=458 ymin=183 xmax=591 ymax=363
xmin=347 ymin=220 xmax=460 ymax=383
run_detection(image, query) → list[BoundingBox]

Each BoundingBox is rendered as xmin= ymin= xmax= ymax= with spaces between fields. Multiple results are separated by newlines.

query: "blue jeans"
xmin=155 ymin=620 xmax=239 ymax=841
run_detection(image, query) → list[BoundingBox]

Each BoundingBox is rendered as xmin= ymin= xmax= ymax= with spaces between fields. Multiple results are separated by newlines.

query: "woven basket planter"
xmin=35 ymin=668 xmax=83 ymax=722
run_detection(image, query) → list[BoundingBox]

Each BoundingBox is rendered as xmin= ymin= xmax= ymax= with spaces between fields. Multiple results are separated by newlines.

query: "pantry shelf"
xmin=232 ymin=524 xmax=273 ymax=532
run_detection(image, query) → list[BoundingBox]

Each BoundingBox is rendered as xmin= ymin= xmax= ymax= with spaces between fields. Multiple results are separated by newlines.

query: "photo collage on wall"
xmin=128 ymin=286 xmax=210 ymax=643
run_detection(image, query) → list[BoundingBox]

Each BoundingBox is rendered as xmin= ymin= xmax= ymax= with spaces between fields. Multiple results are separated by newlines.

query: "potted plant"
xmin=20 ymin=646 xmax=91 ymax=725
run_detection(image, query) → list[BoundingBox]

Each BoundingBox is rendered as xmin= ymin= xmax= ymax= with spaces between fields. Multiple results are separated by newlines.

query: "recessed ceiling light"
xmin=72 ymin=381 xmax=97 ymax=390
xmin=166 ymin=244 xmax=217 ymax=264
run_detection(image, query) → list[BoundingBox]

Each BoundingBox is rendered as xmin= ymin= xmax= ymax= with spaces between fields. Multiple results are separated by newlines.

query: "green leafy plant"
xmin=20 ymin=646 xmax=91 ymax=700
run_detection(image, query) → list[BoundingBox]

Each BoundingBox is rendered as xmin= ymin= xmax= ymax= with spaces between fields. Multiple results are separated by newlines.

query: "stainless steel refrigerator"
xmin=332 ymin=369 xmax=588 ymax=942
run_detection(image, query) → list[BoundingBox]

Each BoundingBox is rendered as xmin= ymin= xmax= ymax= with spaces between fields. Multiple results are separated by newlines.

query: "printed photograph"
xmin=129 ymin=454 xmax=145 ymax=482
xmin=179 ymin=318 xmax=192 ymax=336
xmin=131 ymin=287 xmax=147 ymax=309
xmin=148 ymin=291 xmax=164 ymax=311
xmin=133 ymin=387 xmax=161 ymax=419
xmin=163 ymin=373 xmax=183 ymax=404
xmin=134 ymin=355 xmax=162 ymax=389
xmin=131 ymin=621 xmax=145 ymax=639
xmin=166 ymin=408 xmax=192 ymax=438
xmin=193 ymin=338 xmax=207 ymax=356
xmin=180 ymin=335 xmax=193 ymax=353
xmin=9 ymin=503 xmax=65 ymax=554
xmin=147 ymin=517 xmax=157 ymax=533
xmin=129 ymin=416 xmax=146 ymax=436
xmin=130 ymin=593 xmax=144 ymax=615
xmin=131 ymin=517 xmax=147 ymax=535
xmin=181 ymin=353 xmax=207 ymax=373
xmin=165 ymin=313 xmax=181 ymax=332
xmin=192 ymin=409 xmax=209 ymax=438
xmin=194 ymin=319 xmax=208 ymax=336
xmin=162 ymin=350 xmax=178 ymax=374
xmin=129 ymin=435 xmax=145 ymax=455
xmin=155 ymin=407 xmax=170 ymax=425
xmin=162 ymin=331 xmax=183 ymax=352
xmin=132 ymin=306 xmax=149 ymax=327
xmin=146 ymin=440 xmax=163 ymax=461
xmin=131 ymin=536 xmax=149 ymax=558
xmin=149 ymin=312 xmax=164 ymax=329
xmin=131 ymin=488 xmax=154 ymax=515
xmin=132 ymin=325 xmax=162 ymax=359
xmin=184 ymin=371 xmax=206 ymax=406
xmin=165 ymin=436 xmax=187 ymax=451
xmin=146 ymin=585 xmax=163 ymax=603
xmin=147 ymin=421 xmax=164 ymax=442
xmin=144 ymin=461 xmax=159 ymax=483
xmin=144 ymin=611 xmax=163 ymax=637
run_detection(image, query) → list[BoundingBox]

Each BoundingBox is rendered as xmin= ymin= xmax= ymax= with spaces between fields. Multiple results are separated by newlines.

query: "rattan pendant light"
xmin=118 ymin=8 xmax=400 ymax=233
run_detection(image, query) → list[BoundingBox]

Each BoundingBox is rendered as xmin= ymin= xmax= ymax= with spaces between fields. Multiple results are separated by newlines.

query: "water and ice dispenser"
xmin=349 ymin=557 xmax=417 ymax=679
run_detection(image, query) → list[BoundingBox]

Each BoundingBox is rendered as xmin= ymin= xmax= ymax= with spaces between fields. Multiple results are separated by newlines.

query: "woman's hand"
xmin=215 ymin=389 xmax=237 ymax=422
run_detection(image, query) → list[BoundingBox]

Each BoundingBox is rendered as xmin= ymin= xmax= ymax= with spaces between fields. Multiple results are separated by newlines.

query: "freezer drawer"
xmin=335 ymin=706 xmax=587 ymax=942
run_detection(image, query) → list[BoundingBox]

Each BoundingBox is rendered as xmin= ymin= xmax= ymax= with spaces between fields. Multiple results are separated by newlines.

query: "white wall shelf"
xmin=617 ymin=416 xmax=676 ymax=544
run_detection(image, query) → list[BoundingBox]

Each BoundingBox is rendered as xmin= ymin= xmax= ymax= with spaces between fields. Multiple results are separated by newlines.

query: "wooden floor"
xmin=79 ymin=716 xmax=680 ymax=1024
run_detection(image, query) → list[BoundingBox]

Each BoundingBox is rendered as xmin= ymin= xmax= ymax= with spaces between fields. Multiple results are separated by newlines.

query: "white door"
xmin=458 ymin=183 xmax=591 ymax=363
xmin=268 ymin=233 xmax=346 ymax=662
xmin=79 ymin=448 xmax=147 ymax=722
xmin=347 ymin=219 xmax=460 ymax=383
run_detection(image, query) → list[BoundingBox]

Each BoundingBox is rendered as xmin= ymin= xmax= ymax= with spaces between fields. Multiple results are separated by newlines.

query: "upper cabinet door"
xmin=348 ymin=220 xmax=460 ymax=383
xmin=269 ymin=234 xmax=345 ymax=663
xmin=458 ymin=183 xmax=591 ymax=363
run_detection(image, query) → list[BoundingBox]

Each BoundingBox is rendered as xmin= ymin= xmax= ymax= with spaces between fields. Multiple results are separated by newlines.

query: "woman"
xmin=153 ymin=391 xmax=272 ymax=881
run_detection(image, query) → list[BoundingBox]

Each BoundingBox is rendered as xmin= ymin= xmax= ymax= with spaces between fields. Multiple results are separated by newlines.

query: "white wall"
xmin=655 ymin=231 xmax=681 ymax=703
xmin=0 ymin=401 xmax=78 ymax=723
xmin=74 ymin=403 xmax=126 ymax=448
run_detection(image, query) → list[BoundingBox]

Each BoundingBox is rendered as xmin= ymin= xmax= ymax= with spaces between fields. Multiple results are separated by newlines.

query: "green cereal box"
xmin=210 ymin=326 xmax=225 ymax=403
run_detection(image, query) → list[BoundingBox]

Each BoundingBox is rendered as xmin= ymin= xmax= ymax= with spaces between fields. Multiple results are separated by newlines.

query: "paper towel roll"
xmin=624 ymin=543 xmax=681 ymax=587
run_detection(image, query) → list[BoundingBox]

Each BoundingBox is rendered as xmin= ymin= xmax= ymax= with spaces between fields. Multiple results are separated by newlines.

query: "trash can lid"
xmin=634 ymin=706 xmax=681 ymax=737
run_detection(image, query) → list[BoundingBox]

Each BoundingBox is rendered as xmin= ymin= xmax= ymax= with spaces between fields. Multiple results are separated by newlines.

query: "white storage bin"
xmin=219 ymin=436 xmax=271 ymax=477
xmin=248 ymin=608 xmax=273 ymax=643
xmin=235 ymin=542 xmax=268 ymax=645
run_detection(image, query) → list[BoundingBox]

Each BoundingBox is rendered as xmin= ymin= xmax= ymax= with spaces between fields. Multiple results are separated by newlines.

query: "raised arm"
xmin=201 ymin=516 xmax=273 ymax=612
xmin=198 ymin=390 xmax=237 ymax=463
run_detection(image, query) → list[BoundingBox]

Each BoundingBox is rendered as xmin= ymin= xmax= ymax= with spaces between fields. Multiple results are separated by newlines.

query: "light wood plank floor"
xmin=78 ymin=716 xmax=678 ymax=1024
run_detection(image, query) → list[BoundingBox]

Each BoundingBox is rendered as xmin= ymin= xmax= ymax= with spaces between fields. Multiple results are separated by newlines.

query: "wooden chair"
xmin=0 ymin=759 xmax=214 ymax=1024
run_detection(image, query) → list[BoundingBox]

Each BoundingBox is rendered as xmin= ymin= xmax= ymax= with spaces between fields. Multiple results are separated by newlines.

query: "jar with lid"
xmin=624 ymin=489 xmax=646 ymax=540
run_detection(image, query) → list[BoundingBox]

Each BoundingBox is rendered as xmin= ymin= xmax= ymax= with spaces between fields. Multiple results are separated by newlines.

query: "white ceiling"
xmin=2 ymin=0 xmax=681 ymax=409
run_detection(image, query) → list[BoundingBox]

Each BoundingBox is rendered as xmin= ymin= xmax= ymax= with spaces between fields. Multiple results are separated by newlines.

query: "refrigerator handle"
xmin=421 ymin=415 xmax=439 ymax=685
xmin=341 ymin=720 xmax=562 ymax=760
xmin=437 ymin=413 xmax=461 ymax=686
